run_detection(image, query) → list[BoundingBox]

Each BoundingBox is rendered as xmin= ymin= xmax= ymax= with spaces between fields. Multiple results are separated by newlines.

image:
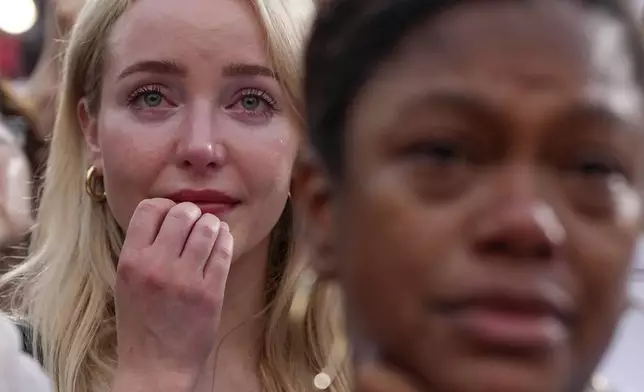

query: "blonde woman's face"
xmin=81 ymin=0 xmax=298 ymax=261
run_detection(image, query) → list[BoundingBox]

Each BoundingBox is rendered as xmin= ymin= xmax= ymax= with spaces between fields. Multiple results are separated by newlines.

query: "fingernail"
xmin=221 ymin=222 xmax=229 ymax=231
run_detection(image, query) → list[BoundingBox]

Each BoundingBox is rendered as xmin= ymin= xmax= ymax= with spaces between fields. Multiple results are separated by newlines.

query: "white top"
xmin=598 ymin=240 xmax=644 ymax=392
xmin=0 ymin=313 xmax=51 ymax=392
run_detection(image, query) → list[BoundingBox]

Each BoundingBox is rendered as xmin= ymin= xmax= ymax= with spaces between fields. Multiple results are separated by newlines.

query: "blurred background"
xmin=0 ymin=0 xmax=46 ymax=80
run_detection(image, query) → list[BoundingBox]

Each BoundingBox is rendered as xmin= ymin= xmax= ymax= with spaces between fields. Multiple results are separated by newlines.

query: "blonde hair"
xmin=0 ymin=1 xmax=349 ymax=391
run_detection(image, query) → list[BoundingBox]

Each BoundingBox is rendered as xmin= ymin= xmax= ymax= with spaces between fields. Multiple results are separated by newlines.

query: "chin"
xmin=439 ymin=376 xmax=558 ymax=392
xmin=427 ymin=357 xmax=568 ymax=392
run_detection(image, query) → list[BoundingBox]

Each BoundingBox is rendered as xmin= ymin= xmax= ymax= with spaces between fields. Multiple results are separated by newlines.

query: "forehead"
xmin=107 ymin=0 xmax=268 ymax=72
xmin=354 ymin=2 xmax=642 ymax=126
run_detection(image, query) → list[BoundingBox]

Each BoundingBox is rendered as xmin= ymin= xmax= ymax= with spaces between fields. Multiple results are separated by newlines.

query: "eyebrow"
xmin=414 ymin=89 xmax=492 ymax=113
xmin=118 ymin=60 xmax=187 ymax=80
xmin=549 ymin=101 xmax=632 ymax=131
xmin=222 ymin=63 xmax=276 ymax=79
xmin=399 ymin=88 xmax=503 ymax=126
xmin=117 ymin=61 xmax=276 ymax=80
xmin=400 ymin=88 xmax=632 ymax=132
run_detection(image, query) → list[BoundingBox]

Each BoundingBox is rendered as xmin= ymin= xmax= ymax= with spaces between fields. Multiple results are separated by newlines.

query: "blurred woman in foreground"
xmin=296 ymin=0 xmax=644 ymax=391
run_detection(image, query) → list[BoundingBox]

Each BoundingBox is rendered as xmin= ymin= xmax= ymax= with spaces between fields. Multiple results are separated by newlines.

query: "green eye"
xmin=241 ymin=96 xmax=260 ymax=111
xmin=143 ymin=92 xmax=163 ymax=107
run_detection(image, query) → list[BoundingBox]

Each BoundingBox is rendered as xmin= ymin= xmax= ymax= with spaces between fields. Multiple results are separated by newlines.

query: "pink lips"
xmin=451 ymin=306 xmax=567 ymax=350
xmin=166 ymin=189 xmax=241 ymax=216
xmin=438 ymin=287 xmax=575 ymax=351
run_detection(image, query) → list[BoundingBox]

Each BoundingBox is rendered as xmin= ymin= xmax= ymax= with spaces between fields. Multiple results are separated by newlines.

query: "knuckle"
xmin=194 ymin=220 xmax=219 ymax=239
xmin=141 ymin=270 xmax=166 ymax=291
xmin=137 ymin=198 xmax=174 ymax=216
xmin=214 ymin=245 xmax=233 ymax=262
xmin=116 ymin=261 xmax=136 ymax=284
xmin=117 ymin=249 xmax=141 ymax=275
xmin=207 ymin=249 xmax=232 ymax=282
xmin=118 ymin=249 xmax=160 ymax=281
xmin=212 ymin=230 xmax=233 ymax=262
xmin=166 ymin=203 xmax=201 ymax=224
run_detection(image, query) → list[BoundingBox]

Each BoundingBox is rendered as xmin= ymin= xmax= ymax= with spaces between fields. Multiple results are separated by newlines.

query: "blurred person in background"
xmin=20 ymin=0 xmax=86 ymax=140
xmin=0 ymin=313 xmax=51 ymax=392
xmin=296 ymin=1 xmax=644 ymax=392
xmin=0 ymin=82 xmax=46 ymax=271
xmin=0 ymin=86 xmax=33 ymax=256
xmin=0 ymin=78 xmax=50 ymax=392
xmin=0 ymin=1 xmax=348 ymax=392
xmin=0 ymin=0 xmax=83 ymax=270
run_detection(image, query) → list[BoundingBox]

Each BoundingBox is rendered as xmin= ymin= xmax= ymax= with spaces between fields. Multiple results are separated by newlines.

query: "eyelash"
xmin=235 ymin=88 xmax=278 ymax=111
xmin=572 ymin=154 xmax=629 ymax=180
xmin=126 ymin=86 xmax=277 ymax=109
xmin=126 ymin=84 xmax=165 ymax=106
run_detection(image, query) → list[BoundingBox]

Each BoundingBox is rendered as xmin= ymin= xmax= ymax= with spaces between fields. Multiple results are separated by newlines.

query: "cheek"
xmin=341 ymin=160 xmax=472 ymax=289
xmin=572 ymin=220 xmax=638 ymax=320
xmin=556 ymin=186 xmax=642 ymax=369
xmin=98 ymin=114 xmax=173 ymax=229
xmin=339 ymin=173 xmax=470 ymax=354
xmin=565 ymin=227 xmax=635 ymax=380
xmin=232 ymin=121 xmax=298 ymax=196
xmin=225 ymin=120 xmax=297 ymax=250
xmin=572 ymin=185 xmax=641 ymax=309
xmin=612 ymin=181 xmax=641 ymax=229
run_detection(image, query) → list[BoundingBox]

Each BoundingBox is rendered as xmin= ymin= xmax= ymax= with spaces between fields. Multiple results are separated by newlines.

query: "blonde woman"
xmin=1 ymin=0 xmax=347 ymax=392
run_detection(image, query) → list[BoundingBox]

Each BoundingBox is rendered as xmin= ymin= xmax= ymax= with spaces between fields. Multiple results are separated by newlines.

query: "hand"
xmin=113 ymin=199 xmax=233 ymax=391
xmin=355 ymin=363 xmax=423 ymax=392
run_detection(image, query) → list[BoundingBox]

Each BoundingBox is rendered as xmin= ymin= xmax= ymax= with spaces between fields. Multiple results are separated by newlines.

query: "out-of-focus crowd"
xmin=0 ymin=2 xmax=83 ymax=390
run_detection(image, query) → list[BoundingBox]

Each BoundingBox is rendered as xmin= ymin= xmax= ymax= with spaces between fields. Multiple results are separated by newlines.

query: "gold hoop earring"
xmin=85 ymin=165 xmax=107 ymax=203
xmin=289 ymin=268 xmax=348 ymax=390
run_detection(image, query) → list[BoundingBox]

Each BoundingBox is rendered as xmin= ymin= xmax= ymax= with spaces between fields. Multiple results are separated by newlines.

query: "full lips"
xmin=446 ymin=306 xmax=569 ymax=351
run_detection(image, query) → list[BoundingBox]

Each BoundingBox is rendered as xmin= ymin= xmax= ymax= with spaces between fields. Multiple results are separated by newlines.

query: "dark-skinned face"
xmin=297 ymin=2 xmax=644 ymax=392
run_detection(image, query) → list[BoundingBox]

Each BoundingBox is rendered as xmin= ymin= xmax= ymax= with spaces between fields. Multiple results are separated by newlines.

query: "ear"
xmin=77 ymin=98 xmax=103 ymax=170
xmin=292 ymin=149 xmax=339 ymax=280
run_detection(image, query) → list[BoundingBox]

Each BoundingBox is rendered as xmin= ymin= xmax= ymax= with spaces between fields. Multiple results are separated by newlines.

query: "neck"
xmin=216 ymin=237 xmax=270 ymax=350
xmin=198 ymin=237 xmax=271 ymax=392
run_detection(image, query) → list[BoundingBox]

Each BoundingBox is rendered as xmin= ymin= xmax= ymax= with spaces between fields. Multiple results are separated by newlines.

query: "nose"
xmin=175 ymin=102 xmax=226 ymax=174
xmin=474 ymin=168 xmax=565 ymax=261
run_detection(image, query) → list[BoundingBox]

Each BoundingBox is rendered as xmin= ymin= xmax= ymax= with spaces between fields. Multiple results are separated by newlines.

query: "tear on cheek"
xmin=610 ymin=179 xmax=641 ymax=228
